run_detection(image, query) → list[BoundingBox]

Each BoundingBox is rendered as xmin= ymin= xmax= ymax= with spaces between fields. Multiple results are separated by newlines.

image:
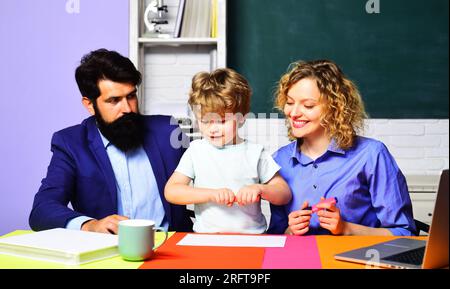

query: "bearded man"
xmin=29 ymin=49 xmax=192 ymax=234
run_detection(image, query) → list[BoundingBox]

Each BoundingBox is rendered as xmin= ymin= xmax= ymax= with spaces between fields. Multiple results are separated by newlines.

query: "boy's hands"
xmin=209 ymin=188 xmax=236 ymax=206
xmin=208 ymin=185 xmax=263 ymax=207
xmin=236 ymin=184 xmax=263 ymax=206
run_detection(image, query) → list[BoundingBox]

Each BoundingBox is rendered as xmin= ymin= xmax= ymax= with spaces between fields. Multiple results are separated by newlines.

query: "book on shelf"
xmin=0 ymin=228 xmax=119 ymax=265
xmin=211 ymin=0 xmax=218 ymax=38
xmin=180 ymin=0 xmax=215 ymax=38
xmin=173 ymin=0 xmax=186 ymax=38
xmin=180 ymin=0 xmax=194 ymax=38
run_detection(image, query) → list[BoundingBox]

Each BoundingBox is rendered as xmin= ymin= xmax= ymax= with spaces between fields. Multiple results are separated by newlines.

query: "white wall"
xmin=363 ymin=119 xmax=449 ymax=176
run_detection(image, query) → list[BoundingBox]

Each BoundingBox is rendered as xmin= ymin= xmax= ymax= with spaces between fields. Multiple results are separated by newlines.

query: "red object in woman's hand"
xmin=311 ymin=197 xmax=337 ymax=213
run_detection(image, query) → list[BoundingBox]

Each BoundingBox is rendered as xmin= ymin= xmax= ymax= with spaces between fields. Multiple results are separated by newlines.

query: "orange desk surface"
xmin=316 ymin=235 xmax=427 ymax=269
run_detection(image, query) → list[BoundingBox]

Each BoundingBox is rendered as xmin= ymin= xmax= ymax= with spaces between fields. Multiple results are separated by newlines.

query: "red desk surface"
xmin=140 ymin=232 xmax=265 ymax=269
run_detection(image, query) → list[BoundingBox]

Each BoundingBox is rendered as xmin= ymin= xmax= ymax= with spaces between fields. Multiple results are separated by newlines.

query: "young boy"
xmin=164 ymin=68 xmax=291 ymax=233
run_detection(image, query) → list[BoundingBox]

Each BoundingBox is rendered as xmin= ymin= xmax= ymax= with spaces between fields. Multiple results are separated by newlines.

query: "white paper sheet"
xmin=177 ymin=234 xmax=286 ymax=248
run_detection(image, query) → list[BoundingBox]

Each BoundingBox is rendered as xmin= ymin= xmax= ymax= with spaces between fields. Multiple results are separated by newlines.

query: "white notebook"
xmin=0 ymin=228 xmax=119 ymax=265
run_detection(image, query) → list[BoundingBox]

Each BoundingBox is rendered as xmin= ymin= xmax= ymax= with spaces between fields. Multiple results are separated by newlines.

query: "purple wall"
xmin=0 ymin=0 xmax=129 ymax=235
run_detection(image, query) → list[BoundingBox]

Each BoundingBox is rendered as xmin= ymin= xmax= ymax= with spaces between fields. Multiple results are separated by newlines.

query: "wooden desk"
xmin=0 ymin=231 xmax=426 ymax=269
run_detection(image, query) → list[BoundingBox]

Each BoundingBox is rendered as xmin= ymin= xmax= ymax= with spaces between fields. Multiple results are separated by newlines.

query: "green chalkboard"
xmin=227 ymin=0 xmax=449 ymax=118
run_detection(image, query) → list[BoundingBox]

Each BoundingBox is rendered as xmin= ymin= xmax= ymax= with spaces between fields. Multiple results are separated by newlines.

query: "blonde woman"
xmin=268 ymin=60 xmax=416 ymax=236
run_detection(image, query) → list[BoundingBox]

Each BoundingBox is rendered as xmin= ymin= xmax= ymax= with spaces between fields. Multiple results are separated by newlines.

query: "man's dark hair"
xmin=75 ymin=48 xmax=142 ymax=100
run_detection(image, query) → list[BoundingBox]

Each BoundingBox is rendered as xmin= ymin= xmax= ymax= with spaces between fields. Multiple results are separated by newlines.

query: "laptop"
xmin=334 ymin=169 xmax=449 ymax=269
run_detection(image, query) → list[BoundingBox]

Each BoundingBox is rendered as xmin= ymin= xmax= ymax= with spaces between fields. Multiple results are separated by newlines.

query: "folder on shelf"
xmin=0 ymin=228 xmax=118 ymax=265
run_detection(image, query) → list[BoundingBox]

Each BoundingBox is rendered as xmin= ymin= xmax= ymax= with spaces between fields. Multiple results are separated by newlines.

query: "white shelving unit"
xmin=129 ymin=0 xmax=227 ymax=120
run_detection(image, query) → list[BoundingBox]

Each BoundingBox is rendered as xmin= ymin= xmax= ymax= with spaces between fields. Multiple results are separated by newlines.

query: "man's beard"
xmin=94 ymin=104 xmax=144 ymax=152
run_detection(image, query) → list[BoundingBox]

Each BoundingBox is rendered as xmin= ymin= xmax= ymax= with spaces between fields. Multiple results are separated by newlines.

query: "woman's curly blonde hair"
xmin=275 ymin=60 xmax=367 ymax=150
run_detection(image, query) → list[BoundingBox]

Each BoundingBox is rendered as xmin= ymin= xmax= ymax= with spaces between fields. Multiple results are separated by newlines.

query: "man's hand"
xmin=81 ymin=215 xmax=129 ymax=234
xmin=209 ymin=188 xmax=236 ymax=207
xmin=236 ymin=184 xmax=263 ymax=206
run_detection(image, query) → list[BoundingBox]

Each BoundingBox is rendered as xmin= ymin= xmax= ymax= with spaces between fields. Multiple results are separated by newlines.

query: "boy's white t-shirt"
xmin=175 ymin=139 xmax=280 ymax=234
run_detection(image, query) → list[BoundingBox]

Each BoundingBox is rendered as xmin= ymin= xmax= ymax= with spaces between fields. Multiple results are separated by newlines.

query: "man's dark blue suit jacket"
xmin=29 ymin=115 xmax=193 ymax=232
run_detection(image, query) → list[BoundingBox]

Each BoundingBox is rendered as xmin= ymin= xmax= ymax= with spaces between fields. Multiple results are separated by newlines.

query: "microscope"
xmin=143 ymin=0 xmax=170 ymax=37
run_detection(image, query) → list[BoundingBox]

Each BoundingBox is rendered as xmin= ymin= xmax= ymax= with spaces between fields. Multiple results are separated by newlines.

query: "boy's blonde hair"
xmin=275 ymin=59 xmax=367 ymax=150
xmin=189 ymin=68 xmax=252 ymax=117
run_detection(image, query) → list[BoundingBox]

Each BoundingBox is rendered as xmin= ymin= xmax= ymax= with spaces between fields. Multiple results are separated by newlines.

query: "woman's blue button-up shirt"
xmin=268 ymin=136 xmax=417 ymax=236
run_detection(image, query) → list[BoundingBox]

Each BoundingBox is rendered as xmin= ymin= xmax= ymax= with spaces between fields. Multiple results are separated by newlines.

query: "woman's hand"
xmin=287 ymin=201 xmax=312 ymax=235
xmin=236 ymin=184 xmax=263 ymax=206
xmin=316 ymin=197 xmax=346 ymax=235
